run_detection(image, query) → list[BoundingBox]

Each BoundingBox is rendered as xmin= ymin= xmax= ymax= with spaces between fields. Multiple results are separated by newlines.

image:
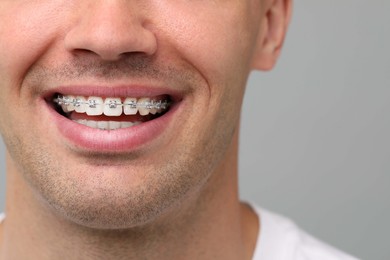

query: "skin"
xmin=0 ymin=0 xmax=291 ymax=259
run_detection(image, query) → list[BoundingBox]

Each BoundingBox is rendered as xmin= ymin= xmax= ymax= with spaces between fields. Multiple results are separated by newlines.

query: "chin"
xmin=35 ymin=163 xmax=201 ymax=230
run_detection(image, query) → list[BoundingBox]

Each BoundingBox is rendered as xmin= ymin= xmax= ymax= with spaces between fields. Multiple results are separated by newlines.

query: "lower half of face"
xmin=0 ymin=80 xmax=244 ymax=229
xmin=0 ymin=0 xmax=260 ymax=229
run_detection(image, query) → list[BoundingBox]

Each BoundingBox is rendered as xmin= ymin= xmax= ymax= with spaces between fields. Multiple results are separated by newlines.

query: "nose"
xmin=64 ymin=1 xmax=157 ymax=61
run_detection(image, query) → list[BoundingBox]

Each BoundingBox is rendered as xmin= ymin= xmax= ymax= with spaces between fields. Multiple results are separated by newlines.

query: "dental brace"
xmin=54 ymin=95 xmax=170 ymax=111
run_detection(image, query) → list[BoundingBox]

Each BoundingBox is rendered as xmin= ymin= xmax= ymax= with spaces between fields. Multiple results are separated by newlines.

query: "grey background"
xmin=0 ymin=1 xmax=389 ymax=259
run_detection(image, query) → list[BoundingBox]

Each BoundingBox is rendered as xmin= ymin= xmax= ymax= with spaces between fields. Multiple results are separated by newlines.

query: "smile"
xmin=53 ymin=94 xmax=171 ymax=131
xmin=44 ymin=86 xmax=183 ymax=152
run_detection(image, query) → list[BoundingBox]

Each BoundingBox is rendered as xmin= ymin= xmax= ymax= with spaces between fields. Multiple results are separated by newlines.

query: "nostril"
xmin=72 ymin=48 xmax=96 ymax=56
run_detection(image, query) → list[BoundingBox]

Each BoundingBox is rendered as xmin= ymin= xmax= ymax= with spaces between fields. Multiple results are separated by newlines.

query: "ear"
xmin=251 ymin=0 xmax=292 ymax=71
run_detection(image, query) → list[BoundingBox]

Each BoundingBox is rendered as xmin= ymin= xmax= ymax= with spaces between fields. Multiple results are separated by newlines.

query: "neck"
xmin=0 ymin=131 xmax=259 ymax=260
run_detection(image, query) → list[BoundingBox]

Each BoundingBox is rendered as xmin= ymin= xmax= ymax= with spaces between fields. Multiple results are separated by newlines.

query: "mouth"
xmin=52 ymin=93 xmax=172 ymax=131
xmin=43 ymin=87 xmax=183 ymax=152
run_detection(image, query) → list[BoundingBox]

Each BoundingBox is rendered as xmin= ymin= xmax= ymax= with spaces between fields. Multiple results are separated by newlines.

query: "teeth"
xmin=121 ymin=121 xmax=137 ymax=128
xmin=61 ymin=95 xmax=75 ymax=112
xmin=56 ymin=95 xmax=170 ymax=117
xmin=123 ymin=97 xmax=138 ymax=115
xmin=109 ymin=121 xmax=121 ymax=130
xmin=149 ymin=100 xmax=158 ymax=115
xmin=87 ymin=120 xmax=97 ymax=128
xmin=73 ymin=120 xmax=141 ymax=130
xmin=97 ymin=121 xmax=109 ymax=130
xmin=138 ymin=98 xmax=150 ymax=116
xmin=86 ymin=97 xmax=103 ymax=116
xmin=74 ymin=96 xmax=87 ymax=113
xmin=77 ymin=119 xmax=88 ymax=126
xmin=104 ymin=98 xmax=122 ymax=116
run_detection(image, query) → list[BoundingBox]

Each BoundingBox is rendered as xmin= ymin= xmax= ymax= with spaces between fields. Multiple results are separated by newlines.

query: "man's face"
xmin=0 ymin=0 xmax=263 ymax=228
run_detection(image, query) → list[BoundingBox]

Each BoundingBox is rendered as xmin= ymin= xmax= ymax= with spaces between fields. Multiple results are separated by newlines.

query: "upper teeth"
xmin=55 ymin=95 xmax=170 ymax=116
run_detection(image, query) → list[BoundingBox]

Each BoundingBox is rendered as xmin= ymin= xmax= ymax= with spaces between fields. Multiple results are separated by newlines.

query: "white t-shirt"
xmin=0 ymin=209 xmax=359 ymax=260
xmin=251 ymin=206 xmax=359 ymax=260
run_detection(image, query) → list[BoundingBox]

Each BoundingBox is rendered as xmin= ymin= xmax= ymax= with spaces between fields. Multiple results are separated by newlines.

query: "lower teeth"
xmin=73 ymin=119 xmax=141 ymax=130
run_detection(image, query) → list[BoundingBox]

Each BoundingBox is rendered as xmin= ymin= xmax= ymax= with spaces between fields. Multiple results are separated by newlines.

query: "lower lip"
xmin=44 ymin=100 xmax=180 ymax=152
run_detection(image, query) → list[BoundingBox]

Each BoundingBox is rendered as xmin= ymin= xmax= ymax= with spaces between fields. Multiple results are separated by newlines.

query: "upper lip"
xmin=43 ymin=85 xmax=183 ymax=102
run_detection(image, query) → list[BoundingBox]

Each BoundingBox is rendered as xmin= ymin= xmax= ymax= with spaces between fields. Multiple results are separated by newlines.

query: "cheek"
xmin=0 ymin=2 xmax=66 ymax=148
xmin=0 ymin=2 xmax=68 ymax=92
xmin=155 ymin=2 xmax=256 ymax=87
xmin=182 ymin=22 xmax=252 ymax=85
xmin=174 ymin=16 xmax=253 ymax=116
xmin=150 ymin=3 xmax=257 ymax=140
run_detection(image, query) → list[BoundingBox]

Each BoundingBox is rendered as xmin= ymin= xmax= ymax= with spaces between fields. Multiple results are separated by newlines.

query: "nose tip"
xmin=64 ymin=3 xmax=157 ymax=61
xmin=66 ymin=26 xmax=157 ymax=61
